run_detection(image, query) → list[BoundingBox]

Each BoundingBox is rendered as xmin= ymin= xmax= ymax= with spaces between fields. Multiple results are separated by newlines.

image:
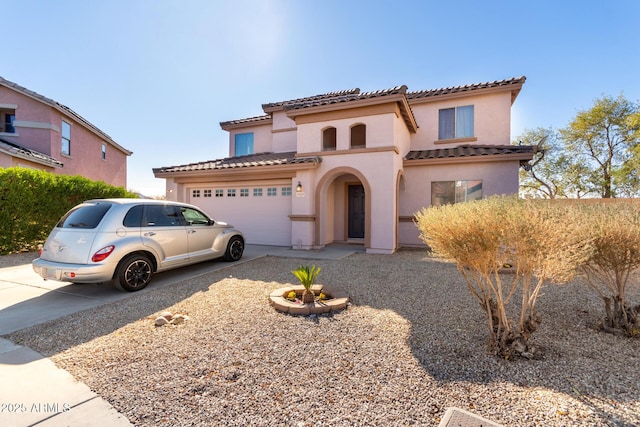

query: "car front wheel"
xmin=114 ymin=254 xmax=153 ymax=292
xmin=223 ymin=236 xmax=244 ymax=262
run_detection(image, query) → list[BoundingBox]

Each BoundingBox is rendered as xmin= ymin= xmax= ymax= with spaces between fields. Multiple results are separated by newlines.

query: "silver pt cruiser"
xmin=33 ymin=198 xmax=245 ymax=291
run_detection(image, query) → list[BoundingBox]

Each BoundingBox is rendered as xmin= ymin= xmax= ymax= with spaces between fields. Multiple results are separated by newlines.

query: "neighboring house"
xmin=0 ymin=76 xmax=132 ymax=187
xmin=154 ymin=77 xmax=535 ymax=253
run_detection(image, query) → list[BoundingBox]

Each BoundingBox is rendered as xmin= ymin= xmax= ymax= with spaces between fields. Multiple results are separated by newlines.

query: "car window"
xmin=144 ymin=205 xmax=183 ymax=227
xmin=181 ymin=207 xmax=211 ymax=225
xmin=56 ymin=203 xmax=112 ymax=229
xmin=123 ymin=205 xmax=144 ymax=227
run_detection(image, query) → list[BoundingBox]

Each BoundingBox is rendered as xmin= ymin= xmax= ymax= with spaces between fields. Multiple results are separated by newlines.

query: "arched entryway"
xmin=314 ymin=167 xmax=372 ymax=249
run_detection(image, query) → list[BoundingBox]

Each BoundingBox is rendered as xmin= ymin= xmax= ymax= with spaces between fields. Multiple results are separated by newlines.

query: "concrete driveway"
xmin=0 ymin=245 xmax=285 ymax=335
xmin=0 ymin=243 xmax=362 ymax=335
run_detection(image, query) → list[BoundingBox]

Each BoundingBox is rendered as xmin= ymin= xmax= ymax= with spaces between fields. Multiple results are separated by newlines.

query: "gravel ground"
xmin=4 ymin=250 xmax=640 ymax=426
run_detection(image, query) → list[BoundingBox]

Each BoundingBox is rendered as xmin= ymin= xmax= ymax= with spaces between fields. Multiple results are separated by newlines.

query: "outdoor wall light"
xmin=296 ymin=181 xmax=303 ymax=192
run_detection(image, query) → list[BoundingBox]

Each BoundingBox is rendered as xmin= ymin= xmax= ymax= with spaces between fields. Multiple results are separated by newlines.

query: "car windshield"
xmin=56 ymin=202 xmax=113 ymax=229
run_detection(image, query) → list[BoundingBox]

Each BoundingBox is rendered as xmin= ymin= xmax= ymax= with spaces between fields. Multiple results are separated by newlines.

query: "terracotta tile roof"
xmin=219 ymin=115 xmax=271 ymax=128
xmin=224 ymin=77 xmax=526 ymax=134
xmin=405 ymin=144 xmax=536 ymax=162
xmin=407 ymin=76 xmax=526 ymax=100
xmin=153 ymin=151 xmax=321 ymax=174
xmin=283 ymin=86 xmax=408 ymax=111
xmin=262 ymin=89 xmax=361 ymax=112
xmin=0 ymin=76 xmax=131 ymax=155
xmin=0 ymin=138 xmax=64 ymax=168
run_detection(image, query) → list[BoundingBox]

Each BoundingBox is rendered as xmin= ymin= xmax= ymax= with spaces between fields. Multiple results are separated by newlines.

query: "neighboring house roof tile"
xmin=0 ymin=138 xmax=64 ymax=168
xmin=153 ymin=151 xmax=321 ymax=174
xmin=407 ymin=76 xmax=526 ymax=101
xmin=405 ymin=145 xmax=536 ymax=162
xmin=0 ymin=76 xmax=132 ymax=155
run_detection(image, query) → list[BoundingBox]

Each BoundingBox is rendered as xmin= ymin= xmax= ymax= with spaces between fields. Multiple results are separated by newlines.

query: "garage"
xmin=187 ymin=182 xmax=292 ymax=246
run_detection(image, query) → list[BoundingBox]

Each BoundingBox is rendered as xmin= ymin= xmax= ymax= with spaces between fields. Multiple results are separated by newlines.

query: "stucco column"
xmin=289 ymin=172 xmax=315 ymax=249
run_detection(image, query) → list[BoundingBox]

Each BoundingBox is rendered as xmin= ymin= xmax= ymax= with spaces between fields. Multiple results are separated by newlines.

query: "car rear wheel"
xmin=223 ymin=236 xmax=244 ymax=261
xmin=114 ymin=254 xmax=153 ymax=292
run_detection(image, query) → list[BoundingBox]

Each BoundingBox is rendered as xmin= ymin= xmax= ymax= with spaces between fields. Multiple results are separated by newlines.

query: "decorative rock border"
xmin=269 ymin=284 xmax=349 ymax=315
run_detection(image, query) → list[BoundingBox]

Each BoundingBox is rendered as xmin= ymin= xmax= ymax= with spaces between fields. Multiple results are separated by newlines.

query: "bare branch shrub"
xmin=415 ymin=196 xmax=592 ymax=358
xmin=578 ymin=201 xmax=640 ymax=336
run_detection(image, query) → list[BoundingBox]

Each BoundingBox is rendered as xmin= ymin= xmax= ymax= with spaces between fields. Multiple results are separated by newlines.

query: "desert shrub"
xmin=0 ymin=167 xmax=136 ymax=254
xmin=578 ymin=202 xmax=640 ymax=336
xmin=415 ymin=196 xmax=592 ymax=358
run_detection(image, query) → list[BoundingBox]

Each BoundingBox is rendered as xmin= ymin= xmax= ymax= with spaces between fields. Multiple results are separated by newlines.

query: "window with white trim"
xmin=101 ymin=144 xmax=106 ymax=160
xmin=61 ymin=120 xmax=71 ymax=155
xmin=253 ymin=188 xmax=263 ymax=197
xmin=281 ymin=187 xmax=292 ymax=196
xmin=431 ymin=180 xmax=482 ymax=206
xmin=0 ymin=109 xmax=16 ymax=133
xmin=438 ymin=105 xmax=474 ymax=140
xmin=215 ymin=189 xmax=224 ymax=197
xmin=192 ymin=189 xmax=201 ymax=197
xmin=240 ymin=188 xmax=249 ymax=197
xmin=267 ymin=187 xmax=277 ymax=196
xmin=227 ymin=189 xmax=236 ymax=197
xmin=204 ymin=189 xmax=212 ymax=197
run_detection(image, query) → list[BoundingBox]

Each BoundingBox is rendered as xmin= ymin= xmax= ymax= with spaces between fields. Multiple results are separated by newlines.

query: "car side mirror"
xmin=208 ymin=219 xmax=215 ymax=226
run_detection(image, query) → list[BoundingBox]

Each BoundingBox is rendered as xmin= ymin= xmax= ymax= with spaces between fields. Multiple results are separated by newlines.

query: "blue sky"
xmin=3 ymin=0 xmax=639 ymax=196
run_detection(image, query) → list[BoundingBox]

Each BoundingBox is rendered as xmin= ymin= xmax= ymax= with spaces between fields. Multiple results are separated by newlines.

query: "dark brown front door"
xmin=347 ymin=184 xmax=365 ymax=239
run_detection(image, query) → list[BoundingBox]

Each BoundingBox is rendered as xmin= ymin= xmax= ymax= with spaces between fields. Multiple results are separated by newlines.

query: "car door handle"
xmin=188 ymin=230 xmax=196 ymax=234
xmin=144 ymin=231 xmax=156 ymax=237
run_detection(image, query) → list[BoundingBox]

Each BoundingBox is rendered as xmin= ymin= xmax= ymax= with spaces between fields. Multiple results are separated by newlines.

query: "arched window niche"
xmin=350 ymin=124 xmax=366 ymax=149
xmin=322 ymin=127 xmax=337 ymax=151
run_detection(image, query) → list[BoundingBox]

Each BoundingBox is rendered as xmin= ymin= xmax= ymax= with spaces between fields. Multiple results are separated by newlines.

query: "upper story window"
xmin=234 ymin=132 xmax=254 ymax=156
xmin=61 ymin=120 xmax=71 ymax=155
xmin=322 ymin=127 xmax=336 ymax=151
xmin=101 ymin=144 xmax=106 ymax=160
xmin=438 ymin=105 xmax=474 ymax=140
xmin=350 ymin=124 xmax=366 ymax=149
xmin=0 ymin=109 xmax=16 ymax=133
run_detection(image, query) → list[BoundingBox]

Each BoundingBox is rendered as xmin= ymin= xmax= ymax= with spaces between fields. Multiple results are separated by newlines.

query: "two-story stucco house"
xmin=0 ymin=76 xmax=132 ymax=187
xmin=154 ymin=77 xmax=535 ymax=254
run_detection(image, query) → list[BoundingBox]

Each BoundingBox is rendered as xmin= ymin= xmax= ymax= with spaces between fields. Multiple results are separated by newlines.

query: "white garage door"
xmin=187 ymin=184 xmax=292 ymax=246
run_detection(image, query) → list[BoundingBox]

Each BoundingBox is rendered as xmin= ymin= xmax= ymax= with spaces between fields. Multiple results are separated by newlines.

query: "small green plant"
xmin=291 ymin=265 xmax=321 ymax=303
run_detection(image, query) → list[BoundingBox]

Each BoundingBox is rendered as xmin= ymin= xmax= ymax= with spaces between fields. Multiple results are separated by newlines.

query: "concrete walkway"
xmin=0 ymin=244 xmax=362 ymax=427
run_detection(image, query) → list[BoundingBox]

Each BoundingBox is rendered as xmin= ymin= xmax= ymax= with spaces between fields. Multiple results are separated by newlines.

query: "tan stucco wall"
xmin=228 ymin=123 xmax=273 ymax=156
xmin=398 ymin=160 xmax=522 ymax=246
xmin=409 ymin=91 xmax=512 ymax=150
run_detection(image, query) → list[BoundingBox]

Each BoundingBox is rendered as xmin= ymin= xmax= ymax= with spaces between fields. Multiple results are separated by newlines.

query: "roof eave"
xmin=153 ymin=160 xmax=320 ymax=179
xmin=0 ymin=146 xmax=64 ymax=169
xmin=408 ymin=79 xmax=526 ymax=106
xmin=220 ymin=116 xmax=273 ymax=131
xmin=285 ymin=93 xmax=419 ymax=133
xmin=404 ymin=152 xmax=535 ymax=167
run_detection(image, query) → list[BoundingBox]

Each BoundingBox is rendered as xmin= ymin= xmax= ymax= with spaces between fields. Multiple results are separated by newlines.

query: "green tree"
xmin=559 ymin=94 xmax=640 ymax=198
xmin=518 ymin=127 xmax=575 ymax=198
